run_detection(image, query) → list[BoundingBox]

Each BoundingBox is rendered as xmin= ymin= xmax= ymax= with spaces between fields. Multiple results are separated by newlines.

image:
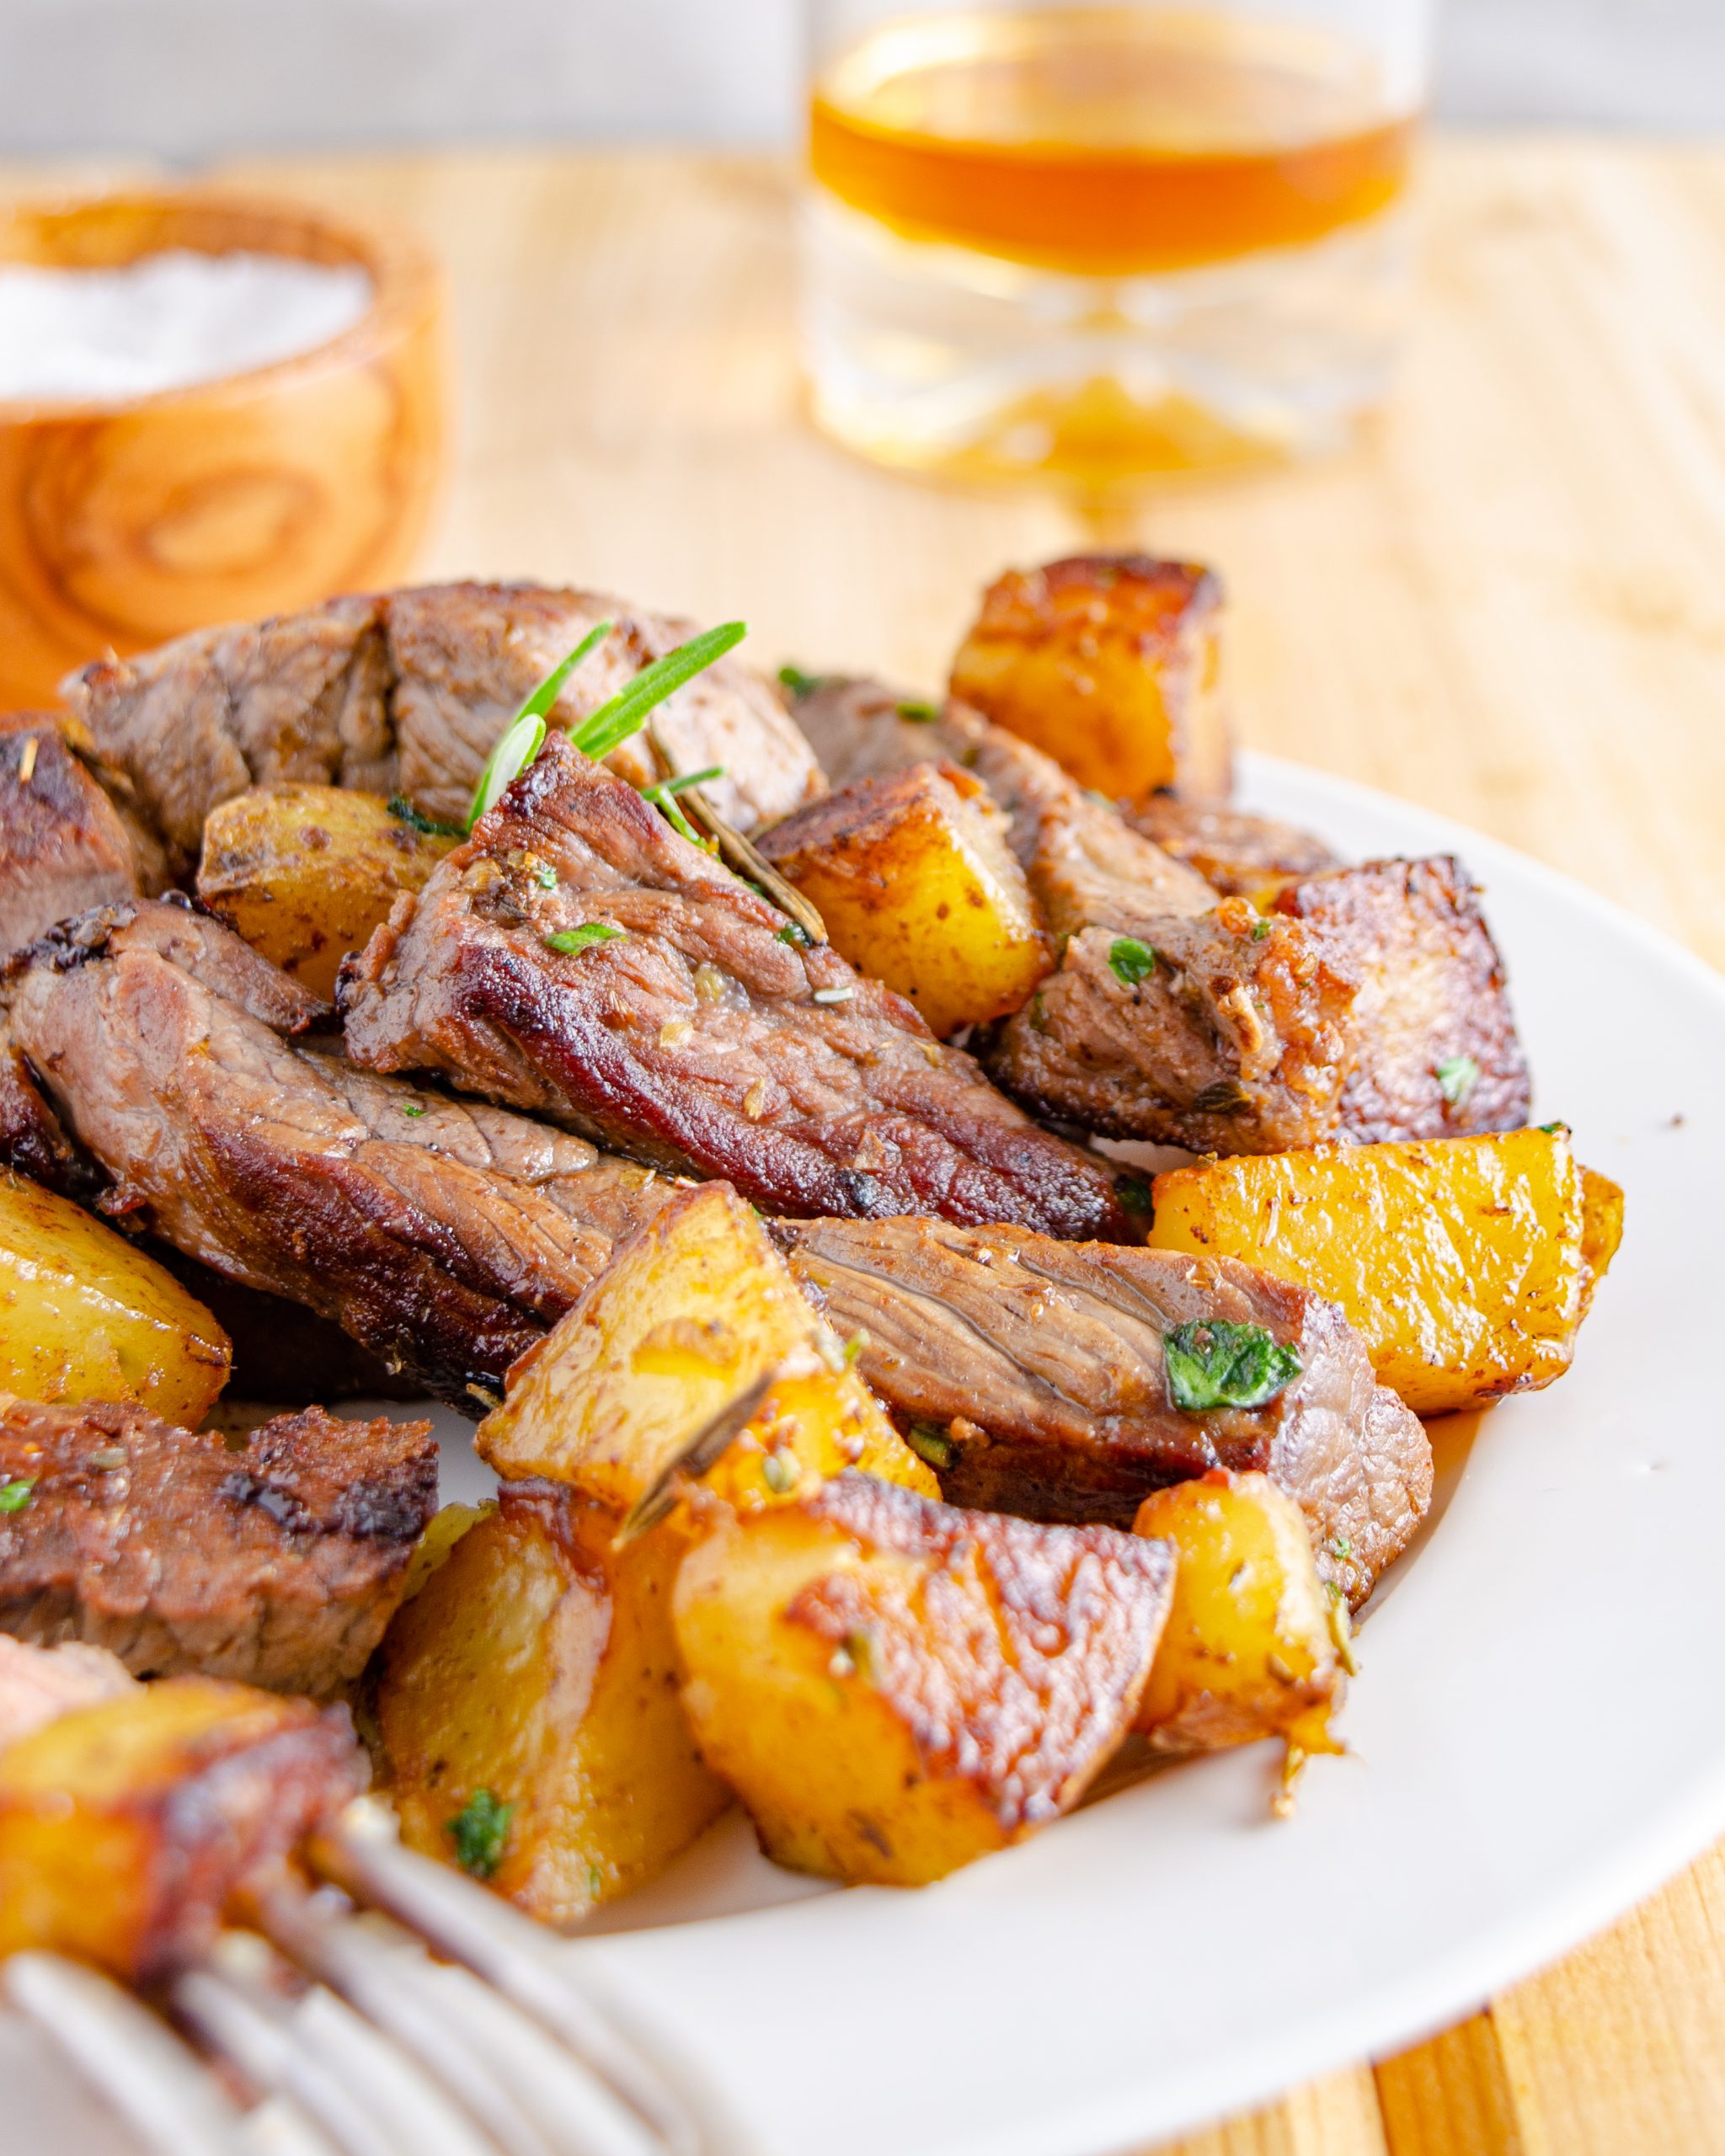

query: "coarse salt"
xmin=0 ymin=248 xmax=372 ymax=402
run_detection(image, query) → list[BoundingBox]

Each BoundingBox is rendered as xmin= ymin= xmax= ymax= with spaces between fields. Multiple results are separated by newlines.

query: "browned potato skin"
xmin=674 ymin=1470 xmax=1175 ymax=1886
xmin=197 ymin=782 xmax=457 ymax=999
xmin=378 ymin=1486 xmax=729 ymax=1924
xmin=479 ymin=1182 xmax=937 ymax=1513
xmin=948 ymin=556 xmax=1231 ymax=804
xmin=1128 ymin=796 xmax=1340 ymax=907
xmin=757 ymin=760 xmax=1050 ymax=1038
xmin=1131 ymin=1472 xmax=1345 ymax=1756
xmin=1273 ymin=856 xmax=1532 ymax=1141
xmin=0 ymin=1675 xmax=362 ymax=1982
xmin=1579 ymin=1166 xmax=1625 ymax=1317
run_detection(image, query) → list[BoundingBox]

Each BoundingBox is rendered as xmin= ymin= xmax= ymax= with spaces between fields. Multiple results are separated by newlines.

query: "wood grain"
xmin=15 ymin=135 xmax=1717 ymax=2153
xmin=0 ymin=189 xmax=450 ymax=709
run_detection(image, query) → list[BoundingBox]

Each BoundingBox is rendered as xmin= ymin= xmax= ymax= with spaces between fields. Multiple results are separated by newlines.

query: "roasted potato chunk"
xmin=756 ymin=760 xmax=1050 ymax=1038
xmin=196 ymin=783 xmax=457 ymax=999
xmin=479 ymin=1182 xmax=937 ymax=1513
xmin=948 ymin=555 xmax=1231 ymax=803
xmin=1147 ymin=1127 xmax=1622 ymax=1417
xmin=674 ymin=1471 xmax=1175 ymax=1886
xmin=0 ymin=1170 xmax=229 ymax=1422
xmin=1132 ymin=1472 xmax=1346 ymax=1757
xmin=0 ymin=1675 xmax=362 ymax=1982
xmin=1272 ymin=857 xmax=1531 ymax=1140
xmin=378 ymin=1486 xmax=729 ymax=1924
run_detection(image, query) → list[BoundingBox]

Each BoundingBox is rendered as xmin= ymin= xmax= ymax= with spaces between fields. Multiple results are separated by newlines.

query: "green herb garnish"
xmin=1108 ymin=937 xmax=1157 ymax=986
xmin=905 ymin=1422 xmax=954 ymax=1471
xmin=447 ymin=1789 xmax=515 ymax=1879
xmin=641 ymin=764 xmax=725 ymax=845
xmin=1251 ymin=917 xmax=1273 ymax=941
xmin=778 ymin=664 xmax=824 ymax=697
xmin=1163 ymin=1320 xmax=1302 ymax=1413
xmin=0 ymin=1479 xmax=34 ymax=1514
xmin=895 ymin=700 xmax=939 ymax=724
xmin=401 ymin=1102 xmax=427 ymax=1118
xmin=466 ymin=713 xmax=547 ymax=832
xmin=387 ymin=794 xmax=462 ymax=838
xmin=1538 ymin=1120 xmax=1567 ymax=1135
xmin=1435 ymin=1053 xmax=1481 ymax=1107
xmin=1116 ymin=1174 xmax=1154 ymax=1217
xmin=533 ymin=862 xmax=559 ymax=890
xmin=544 ymin=922 xmax=627 ymax=958
xmin=570 ymin=622 xmax=747 ymax=763
xmin=776 ymin=921 xmax=811 ymax=948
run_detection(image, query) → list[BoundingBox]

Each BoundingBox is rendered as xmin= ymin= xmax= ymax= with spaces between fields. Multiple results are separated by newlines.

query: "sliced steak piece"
xmin=63 ymin=582 xmax=824 ymax=873
xmin=1128 ymin=794 xmax=1342 ymax=903
xmin=3 ymin=900 xmax=675 ymax=1408
xmin=789 ymin=679 xmax=1531 ymax=1152
xmin=0 ymin=715 xmax=168 ymax=957
xmin=0 ymin=1635 xmax=135 ymax=1753
xmin=776 ymin=1214 xmax=1431 ymax=1606
xmin=1273 ymin=857 xmax=1532 ymax=1139
xmin=340 ymin=733 xmax=1135 ymax=1241
xmin=0 ymin=1398 xmax=436 ymax=1695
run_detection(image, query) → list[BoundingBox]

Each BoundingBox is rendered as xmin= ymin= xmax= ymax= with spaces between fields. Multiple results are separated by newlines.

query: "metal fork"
xmin=2 ymin=1796 xmax=731 ymax=2156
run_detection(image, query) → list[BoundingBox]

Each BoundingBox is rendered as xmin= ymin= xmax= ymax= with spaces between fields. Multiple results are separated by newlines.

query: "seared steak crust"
xmin=341 ymin=734 xmax=1133 ymax=1241
xmin=1273 ymin=857 xmax=1532 ymax=1140
xmin=1128 ymin=794 xmax=1341 ymax=901
xmin=0 ymin=1398 xmax=436 ymax=1694
xmin=3 ymin=901 xmax=670 ymax=1407
xmin=0 ymin=717 xmax=165 ymax=958
xmin=63 ymin=582 xmax=823 ymax=872
xmin=777 ymin=1215 xmax=1431 ymax=1605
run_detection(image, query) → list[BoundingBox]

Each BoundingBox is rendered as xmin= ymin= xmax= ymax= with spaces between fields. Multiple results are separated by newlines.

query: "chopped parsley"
xmin=401 ymin=1102 xmax=427 ymax=1118
xmin=1538 ymin=1120 xmax=1567 ymax=1135
xmin=544 ymin=922 xmax=627 ymax=957
xmin=1115 ymin=1174 xmax=1154 ymax=1217
xmin=777 ymin=664 xmax=824 ymax=697
xmin=0 ymin=1478 xmax=34 ymax=1513
xmin=1163 ymin=1320 xmax=1302 ymax=1414
xmin=1108 ymin=937 xmax=1157 ymax=986
xmin=447 ymin=1788 xmax=514 ymax=1880
xmin=776 ymin=921 xmax=811 ymax=947
xmin=1435 ymin=1053 xmax=1481 ymax=1107
xmin=387 ymin=794 xmax=462 ymax=839
xmin=533 ymin=862 xmax=559 ymax=890
xmin=1251 ymin=917 xmax=1273 ymax=941
xmin=895 ymin=699 xmax=939 ymax=724
xmin=905 ymin=1422 xmax=954 ymax=1471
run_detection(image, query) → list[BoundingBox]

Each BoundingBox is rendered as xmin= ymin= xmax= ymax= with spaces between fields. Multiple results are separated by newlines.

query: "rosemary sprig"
xmin=569 ymin=622 xmax=747 ymax=762
xmin=641 ymin=764 xmax=724 ymax=845
xmin=466 ymin=617 xmax=617 ymax=830
xmin=519 ymin=618 xmax=615 ymax=724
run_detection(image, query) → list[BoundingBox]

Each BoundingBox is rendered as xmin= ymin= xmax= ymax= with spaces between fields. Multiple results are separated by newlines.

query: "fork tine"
xmin=5 ymin=1951 xmax=254 ymax=2156
xmin=253 ymin=1879 xmax=659 ymax=2156
xmin=314 ymin=1800 xmax=708 ymax=2156
xmin=175 ymin=1940 xmax=493 ymax=2156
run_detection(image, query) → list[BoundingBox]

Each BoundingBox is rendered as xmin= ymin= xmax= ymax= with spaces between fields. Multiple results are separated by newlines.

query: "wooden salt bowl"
xmin=0 ymin=189 xmax=450 ymax=710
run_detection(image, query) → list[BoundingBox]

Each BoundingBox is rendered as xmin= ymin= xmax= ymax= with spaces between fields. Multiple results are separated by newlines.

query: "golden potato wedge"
xmin=756 ymin=760 xmax=1049 ymax=1038
xmin=1579 ymin=1166 xmax=1626 ymax=1316
xmin=1147 ymin=1127 xmax=1621 ymax=1417
xmin=479 ymin=1182 xmax=937 ymax=1515
xmin=948 ymin=554 xmax=1231 ymax=803
xmin=0 ymin=1674 xmax=362 ymax=1981
xmin=378 ymin=1485 xmax=729 ymax=1923
xmin=1132 ymin=1471 xmax=1346 ymax=1758
xmin=196 ymin=783 xmax=457 ymax=999
xmin=0 ymin=1169 xmax=230 ymax=1422
xmin=673 ymin=1470 xmax=1175 ymax=1886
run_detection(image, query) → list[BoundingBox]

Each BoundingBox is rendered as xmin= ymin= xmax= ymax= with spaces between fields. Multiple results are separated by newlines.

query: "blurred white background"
xmin=0 ymin=0 xmax=1719 ymax=158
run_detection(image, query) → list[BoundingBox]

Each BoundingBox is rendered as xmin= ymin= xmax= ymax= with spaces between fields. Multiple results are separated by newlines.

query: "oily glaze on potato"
xmin=196 ymin=782 xmax=457 ymax=999
xmin=0 ymin=1170 xmax=230 ymax=1422
xmin=674 ymin=1470 xmax=1176 ymax=1886
xmin=948 ymin=555 xmax=1231 ymax=803
xmin=377 ymin=1486 xmax=729 ymax=1924
xmin=478 ymin=1182 xmax=937 ymax=1515
xmin=1147 ymin=1127 xmax=1622 ymax=1417
xmin=1132 ymin=1471 xmax=1346 ymax=1758
xmin=0 ymin=1675 xmax=362 ymax=1982
xmin=756 ymin=760 xmax=1050 ymax=1038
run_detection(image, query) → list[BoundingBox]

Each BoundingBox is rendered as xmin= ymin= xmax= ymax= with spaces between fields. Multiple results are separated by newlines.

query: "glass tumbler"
xmin=799 ymin=0 xmax=1434 ymax=483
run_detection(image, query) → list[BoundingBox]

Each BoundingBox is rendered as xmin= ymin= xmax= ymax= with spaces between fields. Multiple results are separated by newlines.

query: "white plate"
xmin=409 ymin=750 xmax=1720 ymax=2156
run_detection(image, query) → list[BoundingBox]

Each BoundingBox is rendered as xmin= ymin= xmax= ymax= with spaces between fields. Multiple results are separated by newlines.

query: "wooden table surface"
xmin=78 ymin=134 xmax=1725 ymax=2152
